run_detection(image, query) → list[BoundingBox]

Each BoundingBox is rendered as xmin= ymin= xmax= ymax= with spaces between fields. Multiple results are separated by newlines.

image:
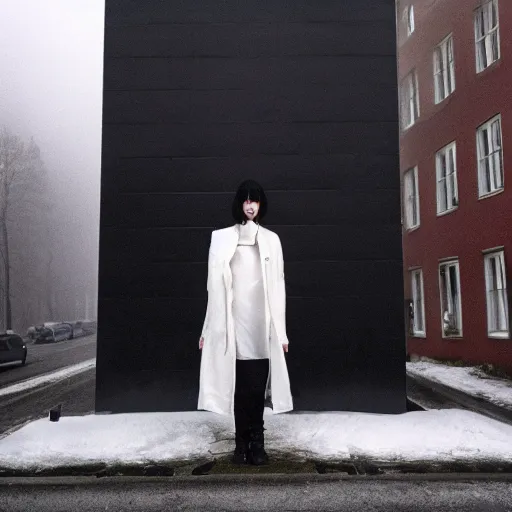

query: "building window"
xmin=477 ymin=115 xmax=504 ymax=197
xmin=436 ymin=142 xmax=458 ymax=214
xmin=474 ymin=0 xmax=500 ymax=72
xmin=434 ymin=34 xmax=455 ymax=103
xmin=403 ymin=167 xmax=420 ymax=229
xmin=411 ymin=269 xmax=426 ymax=336
xmin=401 ymin=70 xmax=420 ymax=130
xmin=439 ymin=260 xmax=462 ymax=337
xmin=407 ymin=5 xmax=415 ymax=36
xmin=484 ymin=250 xmax=509 ymax=338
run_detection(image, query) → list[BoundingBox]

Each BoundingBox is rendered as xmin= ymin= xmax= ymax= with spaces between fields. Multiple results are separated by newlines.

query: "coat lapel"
xmin=222 ymin=226 xmax=238 ymax=294
xmin=222 ymin=224 xmax=271 ymax=292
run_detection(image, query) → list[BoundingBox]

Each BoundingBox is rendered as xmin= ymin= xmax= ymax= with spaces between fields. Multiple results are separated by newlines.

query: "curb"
xmin=2 ymin=455 xmax=512 ymax=478
xmin=407 ymin=371 xmax=512 ymax=426
xmin=4 ymin=473 xmax=512 ymax=486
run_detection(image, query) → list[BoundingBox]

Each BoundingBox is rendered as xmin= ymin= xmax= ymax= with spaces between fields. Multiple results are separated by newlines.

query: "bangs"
xmin=236 ymin=187 xmax=262 ymax=203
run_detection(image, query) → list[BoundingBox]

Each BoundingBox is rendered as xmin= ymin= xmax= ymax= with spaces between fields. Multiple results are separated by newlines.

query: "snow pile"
xmin=1 ymin=408 xmax=512 ymax=471
xmin=407 ymin=361 xmax=512 ymax=410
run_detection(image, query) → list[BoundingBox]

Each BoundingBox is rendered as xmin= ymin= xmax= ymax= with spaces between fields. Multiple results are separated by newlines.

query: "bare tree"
xmin=0 ymin=127 xmax=51 ymax=332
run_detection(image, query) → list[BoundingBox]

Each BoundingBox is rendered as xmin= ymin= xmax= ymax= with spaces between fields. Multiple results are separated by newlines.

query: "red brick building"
xmin=397 ymin=0 xmax=512 ymax=371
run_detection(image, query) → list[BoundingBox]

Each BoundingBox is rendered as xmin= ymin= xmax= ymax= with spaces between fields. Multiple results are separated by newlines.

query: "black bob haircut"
xmin=231 ymin=179 xmax=268 ymax=225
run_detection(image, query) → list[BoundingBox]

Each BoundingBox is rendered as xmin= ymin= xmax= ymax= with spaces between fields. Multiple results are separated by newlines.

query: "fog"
xmin=0 ymin=1 xmax=105 ymax=330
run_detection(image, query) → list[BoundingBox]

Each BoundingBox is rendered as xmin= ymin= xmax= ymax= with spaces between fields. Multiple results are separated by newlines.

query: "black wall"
xmin=96 ymin=0 xmax=406 ymax=414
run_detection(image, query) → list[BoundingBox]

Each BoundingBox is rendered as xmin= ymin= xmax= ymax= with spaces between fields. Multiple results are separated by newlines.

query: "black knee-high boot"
xmin=232 ymin=400 xmax=249 ymax=464
xmin=232 ymin=361 xmax=250 ymax=464
xmin=232 ymin=359 xmax=270 ymax=465
xmin=246 ymin=359 xmax=270 ymax=466
xmin=247 ymin=426 xmax=269 ymax=465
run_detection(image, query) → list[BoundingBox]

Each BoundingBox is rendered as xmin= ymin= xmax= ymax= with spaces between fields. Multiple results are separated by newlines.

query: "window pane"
xmin=490 ymin=0 xmax=498 ymax=29
xmin=483 ymin=4 xmax=490 ymax=33
xmin=412 ymin=170 xmax=418 ymax=225
xmin=434 ymin=48 xmax=442 ymax=73
xmin=486 ymin=252 xmax=509 ymax=334
xmin=475 ymin=10 xmax=485 ymax=38
xmin=439 ymin=153 xmax=447 ymax=178
xmin=491 ymin=119 xmax=501 ymax=149
xmin=478 ymin=40 xmax=487 ymax=69
xmin=449 ymin=265 xmax=460 ymax=329
xmin=414 ymin=272 xmax=424 ymax=332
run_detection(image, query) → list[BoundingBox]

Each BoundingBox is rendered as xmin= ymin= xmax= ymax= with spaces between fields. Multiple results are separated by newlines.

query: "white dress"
xmin=230 ymin=220 xmax=270 ymax=360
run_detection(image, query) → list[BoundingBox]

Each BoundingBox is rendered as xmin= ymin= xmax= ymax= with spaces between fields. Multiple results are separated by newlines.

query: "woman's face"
xmin=243 ymin=197 xmax=260 ymax=221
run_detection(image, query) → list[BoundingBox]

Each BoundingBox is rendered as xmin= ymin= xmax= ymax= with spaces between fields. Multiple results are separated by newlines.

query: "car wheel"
xmin=20 ymin=355 xmax=27 ymax=366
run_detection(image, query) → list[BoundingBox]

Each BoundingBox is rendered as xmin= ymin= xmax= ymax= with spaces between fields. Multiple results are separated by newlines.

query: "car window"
xmin=9 ymin=336 xmax=24 ymax=348
xmin=0 ymin=340 xmax=9 ymax=351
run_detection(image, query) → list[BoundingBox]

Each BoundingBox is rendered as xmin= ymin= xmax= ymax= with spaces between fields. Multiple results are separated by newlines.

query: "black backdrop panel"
xmin=96 ymin=0 xmax=406 ymax=414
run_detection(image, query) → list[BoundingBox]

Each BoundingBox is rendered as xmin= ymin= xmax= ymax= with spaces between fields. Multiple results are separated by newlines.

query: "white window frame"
xmin=436 ymin=142 xmax=458 ymax=215
xmin=407 ymin=5 xmax=415 ymax=36
xmin=401 ymin=70 xmax=420 ymax=130
xmin=439 ymin=260 xmax=463 ymax=338
xmin=477 ymin=114 xmax=504 ymax=197
xmin=411 ymin=269 xmax=426 ymax=336
xmin=403 ymin=166 xmax=420 ymax=230
xmin=484 ymin=250 xmax=509 ymax=338
xmin=434 ymin=34 xmax=456 ymax=103
xmin=474 ymin=0 xmax=500 ymax=73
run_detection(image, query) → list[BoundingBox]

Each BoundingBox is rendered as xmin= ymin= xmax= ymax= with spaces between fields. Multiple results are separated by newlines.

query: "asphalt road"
xmin=1 ymin=475 xmax=512 ymax=511
xmin=0 ymin=367 xmax=96 ymax=438
xmin=406 ymin=375 xmax=464 ymax=410
xmin=0 ymin=334 xmax=97 ymax=388
xmin=0 ymin=334 xmax=96 ymax=438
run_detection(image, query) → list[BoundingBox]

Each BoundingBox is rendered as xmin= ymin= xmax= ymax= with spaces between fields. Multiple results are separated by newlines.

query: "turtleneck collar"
xmin=236 ymin=220 xmax=259 ymax=245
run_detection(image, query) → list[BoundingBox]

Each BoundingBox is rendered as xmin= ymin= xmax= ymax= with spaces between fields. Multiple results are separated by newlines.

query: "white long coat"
xmin=198 ymin=223 xmax=293 ymax=420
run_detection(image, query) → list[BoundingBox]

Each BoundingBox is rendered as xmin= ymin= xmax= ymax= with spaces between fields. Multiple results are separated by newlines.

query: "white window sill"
xmin=436 ymin=205 xmax=459 ymax=217
xmin=442 ymin=334 xmax=463 ymax=339
xmin=411 ymin=332 xmax=426 ymax=338
xmin=478 ymin=188 xmax=505 ymax=201
xmin=405 ymin=224 xmax=420 ymax=233
xmin=488 ymin=332 xmax=510 ymax=340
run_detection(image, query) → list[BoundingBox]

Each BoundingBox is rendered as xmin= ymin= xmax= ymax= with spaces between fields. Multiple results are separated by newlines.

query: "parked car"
xmin=62 ymin=321 xmax=85 ymax=339
xmin=0 ymin=332 xmax=27 ymax=366
xmin=34 ymin=323 xmax=73 ymax=344
xmin=80 ymin=320 xmax=97 ymax=335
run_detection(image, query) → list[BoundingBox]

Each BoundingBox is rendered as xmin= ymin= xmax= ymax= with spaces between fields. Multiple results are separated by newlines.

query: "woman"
xmin=198 ymin=179 xmax=293 ymax=466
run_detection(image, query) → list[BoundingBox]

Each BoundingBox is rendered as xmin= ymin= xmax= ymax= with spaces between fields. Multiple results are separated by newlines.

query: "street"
xmin=0 ymin=335 xmax=96 ymax=437
xmin=1 ymin=475 xmax=512 ymax=511
xmin=0 ymin=334 xmax=96 ymax=388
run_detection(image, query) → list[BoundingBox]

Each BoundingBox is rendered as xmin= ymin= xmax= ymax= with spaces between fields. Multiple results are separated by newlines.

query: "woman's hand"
xmin=282 ymin=344 xmax=288 ymax=353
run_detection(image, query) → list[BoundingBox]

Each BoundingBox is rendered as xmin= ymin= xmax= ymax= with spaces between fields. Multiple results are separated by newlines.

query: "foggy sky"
xmin=0 ymin=0 xmax=105 ymax=296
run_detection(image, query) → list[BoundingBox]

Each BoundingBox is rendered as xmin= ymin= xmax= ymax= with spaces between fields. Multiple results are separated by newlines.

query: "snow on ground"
xmin=1 ymin=408 xmax=512 ymax=471
xmin=407 ymin=361 xmax=512 ymax=410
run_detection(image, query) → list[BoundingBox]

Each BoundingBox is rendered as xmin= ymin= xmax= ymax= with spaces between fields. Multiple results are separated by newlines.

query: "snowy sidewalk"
xmin=1 ymin=408 xmax=512 ymax=475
